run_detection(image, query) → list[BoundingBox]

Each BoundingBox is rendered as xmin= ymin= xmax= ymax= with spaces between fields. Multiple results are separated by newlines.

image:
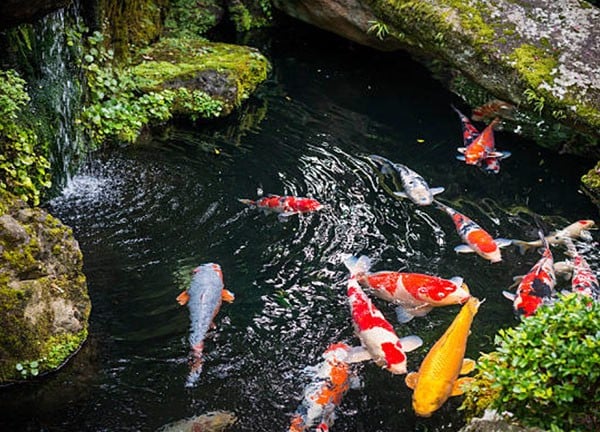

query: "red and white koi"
xmin=238 ymin=194 xmax=323 ymax=220
xmin=452 ymin=106 xmax=510 ymax=173
xmin=564 ymin=238 xmax=599 ymax=299
xmin=434 ymin=201 xmax=511 ymax=263
xmin=288 ymin=343 xmax=356 ymax=432
xmin=344 ymin=255 xmax=470 ymax=323
xmin=503 ymin=233 xmax=556 ymax=317
xmin=176 ymin=263 xmax=235 ymax=387
xmin=346 ymin=277 xmax=422 ymax=374
xmin=512 ymin=220 xmax=596 ymax=254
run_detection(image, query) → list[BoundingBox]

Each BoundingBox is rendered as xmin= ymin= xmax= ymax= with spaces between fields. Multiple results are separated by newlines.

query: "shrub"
xmin=462 ymin=294 xmax=600 ymax=431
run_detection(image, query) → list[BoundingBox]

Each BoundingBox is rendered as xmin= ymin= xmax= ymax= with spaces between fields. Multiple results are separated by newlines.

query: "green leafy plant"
xmin=15 ymin=360 xmax=40 ymax=378
xmin=0 ymin=70 xmax=51 ymax=204
xmin=367 ymin=20 xmax=390 ymax=40
xmin=462 ymin=294 xmax=600 ymax=431
xmin=524 ymin=88 xmax=546 ymax=115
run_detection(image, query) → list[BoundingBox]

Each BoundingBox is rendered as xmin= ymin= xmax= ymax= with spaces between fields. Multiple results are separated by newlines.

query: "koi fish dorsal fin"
xmin=460 ymin=358 xmax=476 ymax=375
xmin=450 ymin=377 xmax=475 ymax=396
xmin=405 ymin=371 xmax=419 ymax=390
xmin=221 ymin=289 xmax=235 ymax=303
xmin=176 ymin=290 xmax=190 ymax=305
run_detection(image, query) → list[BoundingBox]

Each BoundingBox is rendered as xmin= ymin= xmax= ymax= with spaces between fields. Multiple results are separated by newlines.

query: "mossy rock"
xmin=581 ymin=161 xmax=600 ymax=208
xmin=131 ymin=37 xmax=271 ymax=117
xmin=0 ymin=190 xmax=90 ymax=384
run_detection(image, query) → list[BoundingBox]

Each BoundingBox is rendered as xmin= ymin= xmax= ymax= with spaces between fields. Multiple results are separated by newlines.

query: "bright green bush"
xmin=0 ymin=70 xmax=51 ymax=205
xmin=463 ymin=294 xmax=600 ymax=431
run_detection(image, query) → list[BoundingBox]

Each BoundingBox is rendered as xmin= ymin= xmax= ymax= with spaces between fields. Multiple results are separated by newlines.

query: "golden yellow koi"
xmin=404 ymin=297 xmax=481 ymax=417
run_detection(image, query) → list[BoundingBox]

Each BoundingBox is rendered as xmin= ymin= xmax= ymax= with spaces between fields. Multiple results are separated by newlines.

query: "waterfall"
xmin=33 ymin=1 xmax=86 ymax=194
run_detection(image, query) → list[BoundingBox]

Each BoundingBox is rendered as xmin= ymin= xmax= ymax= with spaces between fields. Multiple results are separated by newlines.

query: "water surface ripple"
xmin=1 ymin=26 xmax=598 ymax=432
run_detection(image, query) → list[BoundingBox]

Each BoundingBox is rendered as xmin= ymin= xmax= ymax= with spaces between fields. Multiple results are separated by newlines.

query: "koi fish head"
xmin=577 ymin=220 xmax=595 ymax=230
xmin=381 ymin=341 xmax=408 ymax=375
xmin=464 ymin=151 xmax=482 ymax=165
xmin=413 ymin=394 xmax=445 ymax=418
xmin=414 ymin=278 xmax=470 ymax=306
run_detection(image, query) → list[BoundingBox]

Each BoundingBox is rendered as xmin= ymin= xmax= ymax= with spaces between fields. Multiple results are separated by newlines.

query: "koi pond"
xmin=1 ymin=22 xmax=599 ymax=432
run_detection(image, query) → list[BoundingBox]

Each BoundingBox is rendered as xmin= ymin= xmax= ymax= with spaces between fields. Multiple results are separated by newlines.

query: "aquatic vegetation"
xmin=164 ymin=0 xmax=224 ymax=37
xmin=462 ymin=294 xmax=600 ymax=431
xmin=228 ymin=0 xmax=273 ymax=32
xmin=0 ymin=69 xmax=51 ymax=205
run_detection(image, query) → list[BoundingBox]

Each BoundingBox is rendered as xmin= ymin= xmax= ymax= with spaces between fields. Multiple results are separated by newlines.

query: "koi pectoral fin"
xmin=176 ymin=290 xmax=190 ymax=305
xmin=405 ymin=371 xmax=419 ymax=390
xmin=454 ymin=244 xmax=475 ymax=254
xmin=395 ymin=306 xmax=416 ymax=324
xmin=430 ymin=187 xmax=445 ymax=196
xmin=345 ymin=346 xmax=373 ymax=364
xmin=502 ymin=290 xmax=516 ymax=301
xmin=393 ymin=191 xmax=409 ymax=199
xmin=399 ymin=335 xmax=423 ymax=352
xmin=451 ymin=377 xmax=475 ymax=396
xmin=494 ymin=238 xmax=513 ymax=248
xmin=221 ymin=289 xmax=235 ymax=303
xmin=460 ymin=358 xmax=476 ymax=375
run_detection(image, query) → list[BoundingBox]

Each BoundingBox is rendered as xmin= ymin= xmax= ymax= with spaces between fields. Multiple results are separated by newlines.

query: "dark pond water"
xmin=2 ymin=22 xmax=599 ymax=432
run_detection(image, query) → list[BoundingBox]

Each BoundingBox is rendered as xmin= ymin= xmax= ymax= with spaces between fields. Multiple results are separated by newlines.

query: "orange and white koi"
xmin=503 ymin=233 xmax=556 ymax=317
xmin=288 ymin=343 xmax=356 ymax=432
xmin=434 ymin=201 xmax=511 ymax=263
xmin=405 ymin=297 xmax=481 ymax=417
xmin=176 ymin=263 xmax=235 ymax=387
xmin=456 ymin=117 xmax=503 ymax=165
xmin=238 ymin=194 xmax=323 ymax=220
xmin=564 ymin=238 xmax=599 ymax=299
xmin=512 ymin=220 xmax=595 ymax=254
xmin=452 ymin=106 xmax=510 ymax=173
xmin=346 ymin=277 xmax=422 ymax=375
xmin=344 ymin=255 xmax=470 ymax=323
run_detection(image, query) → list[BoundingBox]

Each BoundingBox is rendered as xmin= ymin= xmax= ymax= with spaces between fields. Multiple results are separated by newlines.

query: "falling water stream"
xmin=1 ymin=22 xmax=598 ymax=432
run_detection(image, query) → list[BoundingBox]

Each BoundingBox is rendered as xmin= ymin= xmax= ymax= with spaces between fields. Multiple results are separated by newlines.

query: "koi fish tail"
xmin=343 ymin=255 xmax=372 ymax=278
xmin=238 ymin=198 xmax=256 ymax=207
xmin=185 ymin=342 xmax=205 ymax=387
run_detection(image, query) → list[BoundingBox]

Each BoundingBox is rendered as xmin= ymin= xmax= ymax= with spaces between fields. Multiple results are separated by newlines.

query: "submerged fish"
xmin=564 ymin=238 xmax=599 ymax=299
xmin=452 ymin=106 xmax=510 ymax=173
xmin=238 ymin=194 xmax=324 ymax=220
xmin=434 ymin=200 xmax=511 ymax=263
xmin=369 ymin=154 xmax=444 ymax=206
xmin=346 ymin=277 xmax=423 ymax=375
xmin=176 ymin=263 xmax=235 ymax=386
xmin=471 ymin=99 xmax=515 ymax=122
xmin=405 ymin=297 xmax=481 ymax=417
xmin=344 ymin=255 xmax=470 ymax=324
xmin=503 ymin=233 xmax=556 ymax=317
xmin=288 ymin=343 xmax=356 ymax=432
xmin=512 ymin=220 xmax=595 ymax=254
xmin=156 ymin=411 xmax=237 ymax=432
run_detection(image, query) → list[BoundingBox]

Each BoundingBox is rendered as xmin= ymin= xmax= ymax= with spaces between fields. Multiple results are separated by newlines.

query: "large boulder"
xmin=0 ymin=190 xmax=90 ymax=384
xmin=273 ymin=0 xmax=600 ymax=151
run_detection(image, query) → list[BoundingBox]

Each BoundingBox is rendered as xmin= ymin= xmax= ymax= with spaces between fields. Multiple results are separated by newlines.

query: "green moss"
xmin=509 ymin=44 xmax=558 ymax=88
xmin=164 ymin=0 xmax=222 ymax=38
xmin=228 ymin=0 xmax=272 ymax=33
xmin=582 ymin=162 xmax=600 ymax=190
xmin=41 ymin=329 xmax=88 ymax=370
